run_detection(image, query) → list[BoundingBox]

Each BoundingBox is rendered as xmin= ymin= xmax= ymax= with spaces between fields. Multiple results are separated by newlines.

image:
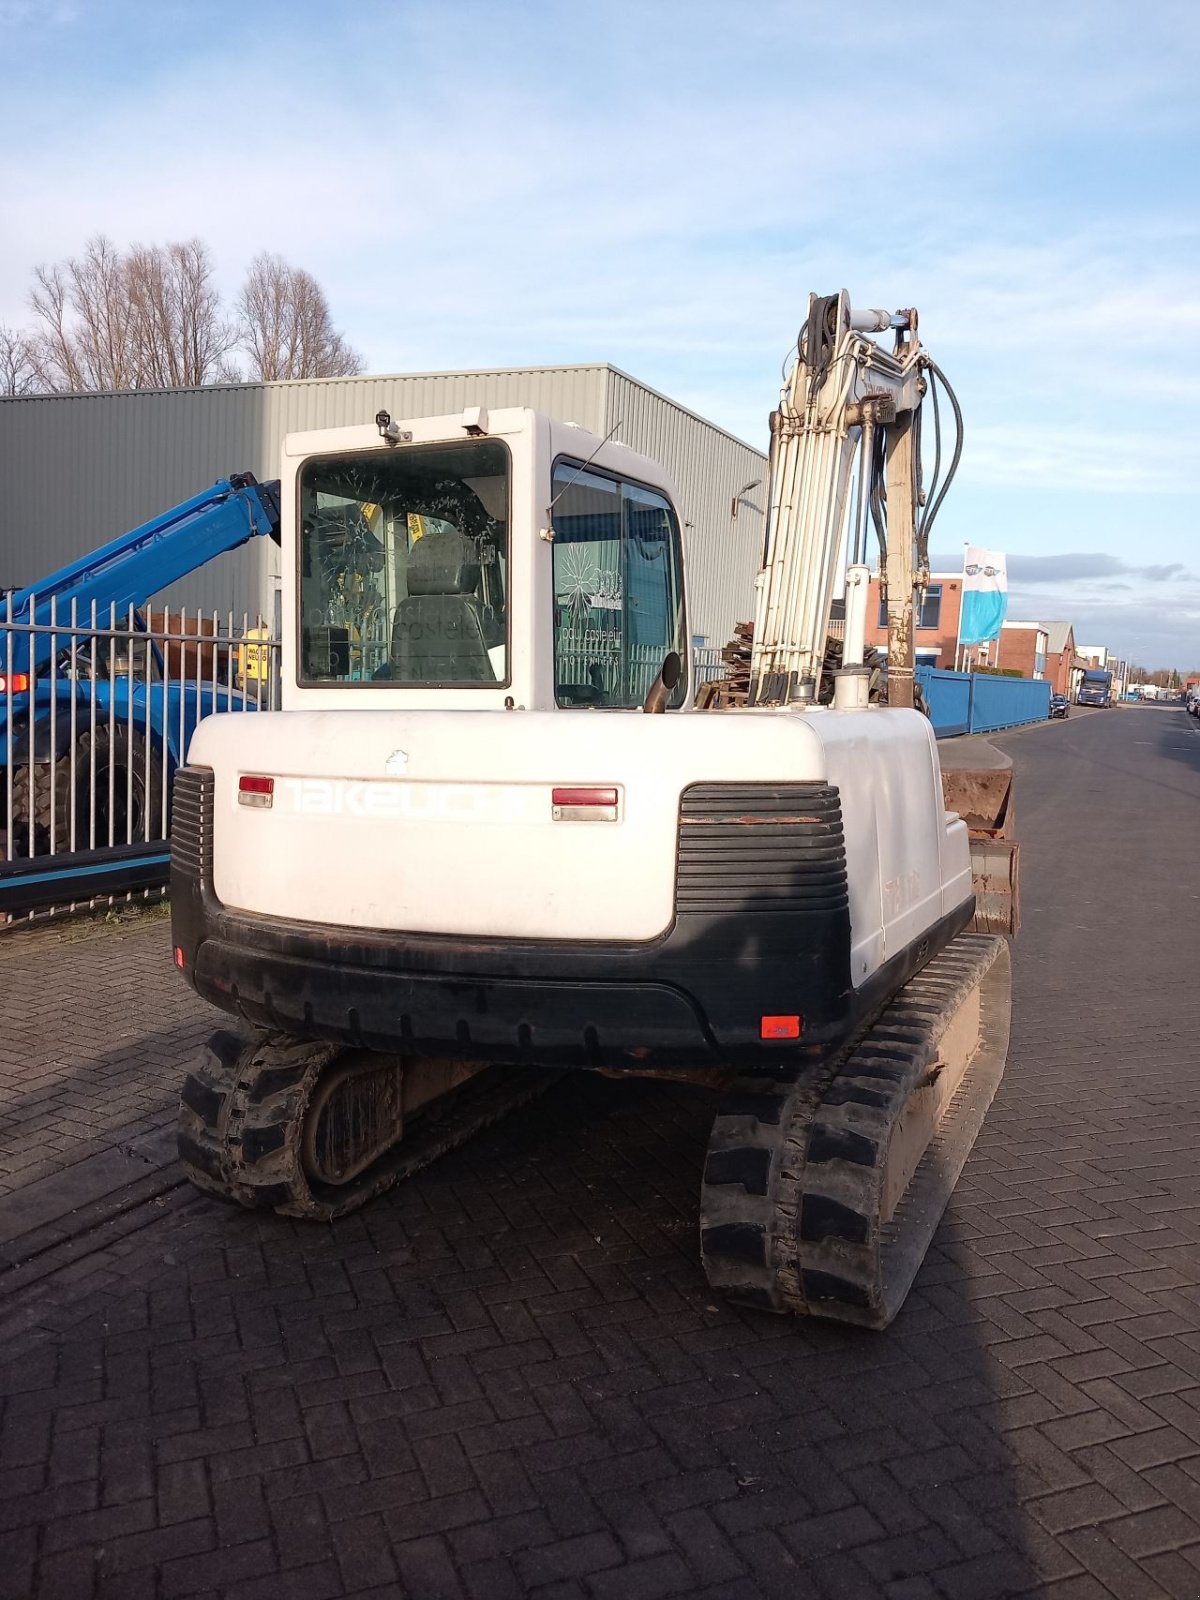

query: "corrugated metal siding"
xmin=0 ymin=364 xmax=764 ymax=646
xmin=0 ymin=383 xmax=275 ymax=620
xmin=0 ymin=367 xmax=610 ymax=619
xmin=604 ymin=370 xmax=765 ymax=647
xmin=256 ymin=367 xmax=609 ymax=455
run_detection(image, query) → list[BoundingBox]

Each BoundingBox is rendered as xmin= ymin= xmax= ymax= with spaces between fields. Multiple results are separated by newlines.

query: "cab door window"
xmin=551 ymin=463 xmax=686 ymax=708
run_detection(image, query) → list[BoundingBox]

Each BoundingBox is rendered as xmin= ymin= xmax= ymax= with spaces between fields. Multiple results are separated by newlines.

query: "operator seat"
xmin=390 ymin=528 xmax=496 ymax=683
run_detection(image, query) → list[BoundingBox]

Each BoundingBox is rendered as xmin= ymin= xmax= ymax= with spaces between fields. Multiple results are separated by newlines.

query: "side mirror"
xmin=643 ymin=650 xmax=682 ymax=714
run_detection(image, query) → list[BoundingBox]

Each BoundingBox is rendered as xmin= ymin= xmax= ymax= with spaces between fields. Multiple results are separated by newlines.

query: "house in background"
xmin=862 ymin=573 xmax=963 ymax=668
xmin=996 ymin=622 xmax=1049 ymax=681
xmin=858 ymin=576 xmax=1108 ymax=694
xmin=1039 ymin=621 xmax=1085 ymax=698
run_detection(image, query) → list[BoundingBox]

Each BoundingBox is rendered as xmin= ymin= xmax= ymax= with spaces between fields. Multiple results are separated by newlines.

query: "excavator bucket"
xmin=939 ymin=742 xmax=1020 ymax=936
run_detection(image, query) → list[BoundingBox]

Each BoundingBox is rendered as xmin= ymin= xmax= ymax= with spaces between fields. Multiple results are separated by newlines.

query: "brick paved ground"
xmin=0 ymin=908 xmax=213 ymax=1199
xmin=1 ymin=703 xmax=1199 ymax=1599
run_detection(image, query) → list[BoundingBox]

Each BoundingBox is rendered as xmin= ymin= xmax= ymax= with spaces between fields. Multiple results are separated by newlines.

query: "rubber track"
xmin=700 ymin=932 xmax=1010 ymax=1329
xmin=177 ymin=1029 xmax=561 ymax=1221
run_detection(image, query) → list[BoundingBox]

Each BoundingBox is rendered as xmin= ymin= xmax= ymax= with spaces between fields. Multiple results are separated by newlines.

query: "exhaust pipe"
xmin=643 ymin=651 xmax=682 ymax=715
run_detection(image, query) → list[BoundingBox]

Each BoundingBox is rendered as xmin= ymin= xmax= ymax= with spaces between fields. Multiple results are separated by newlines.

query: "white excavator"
xmin=173 ymin=291 xmax=1013 ymax=1329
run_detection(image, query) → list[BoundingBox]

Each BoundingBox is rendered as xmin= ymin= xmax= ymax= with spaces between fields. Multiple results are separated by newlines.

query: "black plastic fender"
xmin=4 ymin=711 xmax=75 ymax=768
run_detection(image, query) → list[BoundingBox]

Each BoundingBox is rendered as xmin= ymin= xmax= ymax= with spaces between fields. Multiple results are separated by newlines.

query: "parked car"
xmin=1049 ymin=693 xmax=1070 ymax=719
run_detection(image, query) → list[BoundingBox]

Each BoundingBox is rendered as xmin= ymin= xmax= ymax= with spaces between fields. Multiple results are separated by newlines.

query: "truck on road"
xmin=1078 ymin=668 xmax=1113 ymax=707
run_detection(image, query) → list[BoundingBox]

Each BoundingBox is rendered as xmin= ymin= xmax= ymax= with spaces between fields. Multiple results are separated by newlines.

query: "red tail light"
xmin=0 ymin=673 xmax=30 ymax=693
xmin=551 ymin=786 xmax=620 ymax=821
xmin=238 ymin=774 xmax=275 ymax=809
xmin=761 ymin=1015 xmax=803 ymax=1040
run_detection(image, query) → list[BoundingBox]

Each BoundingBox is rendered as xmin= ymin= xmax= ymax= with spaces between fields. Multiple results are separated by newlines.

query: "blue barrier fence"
xmin=914 ymin=668 xmax=972 ymax=736
xmin=915 ymin=667 xmax=1051 ymax=738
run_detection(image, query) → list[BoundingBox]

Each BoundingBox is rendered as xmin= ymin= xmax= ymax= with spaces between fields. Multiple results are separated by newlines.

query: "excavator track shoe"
xmin=177 ymin=1029 xmax=560 ymax=1221
xmin=700 ymin=933 xmax=1011 ymax=1329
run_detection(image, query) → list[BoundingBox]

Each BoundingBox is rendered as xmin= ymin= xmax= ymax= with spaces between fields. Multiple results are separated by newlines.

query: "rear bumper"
xmin=188 ymin=933 xmax=720 ymax=1067
xmin=171 ymin=767 xmax=973 ymax=1073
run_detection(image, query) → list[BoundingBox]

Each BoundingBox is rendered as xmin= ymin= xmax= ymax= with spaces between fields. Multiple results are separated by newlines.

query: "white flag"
xmin=959 ymin=546 xmax=1008 ymax=646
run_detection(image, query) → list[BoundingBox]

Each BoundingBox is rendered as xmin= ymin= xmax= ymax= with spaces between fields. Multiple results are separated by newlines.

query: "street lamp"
xmin=731 ymin=480 xmax=762 ymax=519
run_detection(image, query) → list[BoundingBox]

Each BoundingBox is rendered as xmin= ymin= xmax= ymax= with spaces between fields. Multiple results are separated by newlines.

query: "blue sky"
xmin=2 ymin=0 xmax=1199 ymax=666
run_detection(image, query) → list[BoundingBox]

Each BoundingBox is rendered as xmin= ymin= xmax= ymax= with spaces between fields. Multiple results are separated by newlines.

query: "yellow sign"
xmin=237 ymin=625 xmax=271 ymax=685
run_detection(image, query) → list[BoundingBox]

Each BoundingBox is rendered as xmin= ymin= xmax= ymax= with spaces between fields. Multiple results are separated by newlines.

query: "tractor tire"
xmin=17 ymin=728 xmax=166 ymax=854
xmin=9 ymin=763 xmax=55 ymax=855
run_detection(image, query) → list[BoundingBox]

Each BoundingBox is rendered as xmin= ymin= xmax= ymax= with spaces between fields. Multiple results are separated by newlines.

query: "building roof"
xmin=1039 ymin=621 xmax=1074 ymax=654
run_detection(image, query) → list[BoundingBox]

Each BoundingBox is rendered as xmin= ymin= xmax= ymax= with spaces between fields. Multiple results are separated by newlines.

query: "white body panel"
xmin=190 ymin=702 xmax=971 ymax=986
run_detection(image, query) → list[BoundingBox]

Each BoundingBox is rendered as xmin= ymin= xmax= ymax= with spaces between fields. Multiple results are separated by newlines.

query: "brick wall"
xmin=863 ymin=574 xmax=963 ymax=667
xmin=995 ymin=626 xmax=1047 ymax=681
xmin=1049 ymin=649 xmax=1077 ymax=697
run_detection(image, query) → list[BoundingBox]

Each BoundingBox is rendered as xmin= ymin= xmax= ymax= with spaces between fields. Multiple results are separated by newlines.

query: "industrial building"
xmin=0 ymin=366 xmax=768 ymax=650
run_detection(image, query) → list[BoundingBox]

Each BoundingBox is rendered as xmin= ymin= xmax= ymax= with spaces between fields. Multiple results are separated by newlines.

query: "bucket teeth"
xmin=700 ymin=933 xmax=1012 ymax=1329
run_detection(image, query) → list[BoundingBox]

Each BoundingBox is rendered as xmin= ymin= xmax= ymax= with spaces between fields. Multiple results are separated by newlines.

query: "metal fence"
xmin=552 ymin=634 xmax=730 ymax=704
xmin=692 ymin=646 xmax=729 ymax=690
xmin=555 ymin=629 xmax=672 ymax=706
xmin=2 ymin=601 xmax=279 ymax=919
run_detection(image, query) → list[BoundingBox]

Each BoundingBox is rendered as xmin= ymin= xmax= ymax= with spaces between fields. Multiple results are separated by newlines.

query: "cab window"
xmin=298 ymin=440 xmax=508 ymax=686
xmin=551 ymin=463 xmax=686 ymax=708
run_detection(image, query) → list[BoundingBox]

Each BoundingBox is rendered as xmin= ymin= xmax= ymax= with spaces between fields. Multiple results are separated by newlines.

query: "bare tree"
xmin=29 ymin=235 xmax=136 ymax=392
xmin=21 ymin=236 xmax=364 ymax=393
xmin=126 ymin=239 xmax=239 ymax=388
xmin=237 ymin=253 xmax=363 ymax=381
xmin=27 ymin=234 xmax=241 ymax=393
xmin=0 ymin=323 xmax=39 ymax=396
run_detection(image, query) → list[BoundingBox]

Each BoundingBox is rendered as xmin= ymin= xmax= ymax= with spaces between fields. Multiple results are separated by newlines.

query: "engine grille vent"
xmin=171 ymin=767 xmax=214 ymax=884
xmin=676 ymin=782 xmax=847 ymax=916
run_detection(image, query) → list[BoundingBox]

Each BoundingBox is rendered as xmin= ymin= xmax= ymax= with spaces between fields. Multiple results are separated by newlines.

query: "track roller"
xmin=178 ymin=1029 xmax=559 ymax=1220
xmin=700 ymin=932 xmax=1011 ymax=1329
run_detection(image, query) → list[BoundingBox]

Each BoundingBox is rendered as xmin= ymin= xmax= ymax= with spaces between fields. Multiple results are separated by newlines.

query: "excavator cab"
xmin=275 ymin=409 xmax=691 ymax=715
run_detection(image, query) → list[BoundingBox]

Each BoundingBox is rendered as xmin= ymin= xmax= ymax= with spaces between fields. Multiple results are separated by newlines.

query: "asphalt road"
xmin=1 ymin=702 xmax=1199 ymax=1600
